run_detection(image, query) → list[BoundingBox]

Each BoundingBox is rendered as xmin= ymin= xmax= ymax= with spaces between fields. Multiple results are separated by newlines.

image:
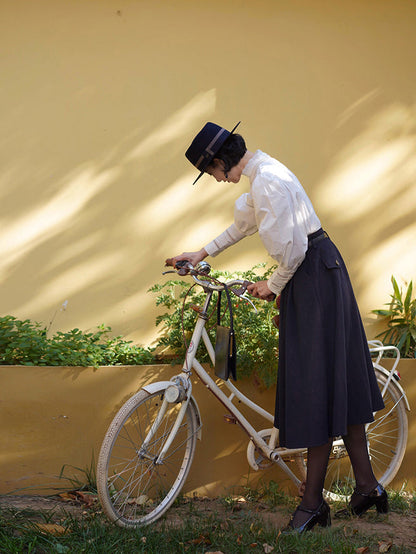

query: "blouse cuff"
xmin=267 ymin=277 xmax=282 ymax=296
xmin=267 ymin=265 xmax=297 ymax=296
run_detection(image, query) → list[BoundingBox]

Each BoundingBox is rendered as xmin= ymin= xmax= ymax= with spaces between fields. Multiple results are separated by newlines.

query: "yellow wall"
xmin=0 ymin=364 xmax=289 ymax=496
xmin=0 ymin=362 xmax=414 ymax=497
xmin=1 ymin=0 xmax=415 ymax=346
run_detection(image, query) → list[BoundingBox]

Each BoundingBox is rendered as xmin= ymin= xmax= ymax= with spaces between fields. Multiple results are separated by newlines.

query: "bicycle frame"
xmin=155 ymin=288 xmax=305 ymax=487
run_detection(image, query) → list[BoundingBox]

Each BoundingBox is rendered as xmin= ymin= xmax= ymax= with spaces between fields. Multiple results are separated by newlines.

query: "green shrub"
xmin=149 ymin=264 xmax=279 ymax=388
xmin=0 ymin=316 xmax=155 ymax=366
xmin=372 ymin=276 xmax=416 ymax=358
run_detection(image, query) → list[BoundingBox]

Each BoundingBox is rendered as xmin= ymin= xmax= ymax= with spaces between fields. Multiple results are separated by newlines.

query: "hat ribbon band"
xmin=194 ymin=128 xmax=227 ymax=169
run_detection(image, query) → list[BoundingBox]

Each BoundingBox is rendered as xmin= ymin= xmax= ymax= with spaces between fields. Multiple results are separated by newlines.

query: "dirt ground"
xmin=1 ymin=494 xmax=416 ymax=551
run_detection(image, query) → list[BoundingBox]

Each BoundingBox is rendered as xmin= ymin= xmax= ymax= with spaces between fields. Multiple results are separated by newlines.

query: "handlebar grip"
xmin=164 ymin=259 xmax=193 ymax=276
xmin=164 ymin=258 xmax=190 ymax=269
xmin=175 ymin=260 xmax=191 ymax=275
xmin=175 ymin=260 xmax=189 ymax=268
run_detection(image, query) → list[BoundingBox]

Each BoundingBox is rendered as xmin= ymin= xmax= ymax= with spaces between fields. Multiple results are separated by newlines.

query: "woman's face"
xmin=206 ymin=159 xmax=243 ymax=184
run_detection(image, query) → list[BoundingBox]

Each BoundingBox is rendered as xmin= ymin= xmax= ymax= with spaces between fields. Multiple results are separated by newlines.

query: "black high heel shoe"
xmin=335 ymin=483 xmax=389 ymax=518
xmin=284 ymin=500 xmax=331 ymax=533
xmin=350 ymin=483 xmax=389 ymax=516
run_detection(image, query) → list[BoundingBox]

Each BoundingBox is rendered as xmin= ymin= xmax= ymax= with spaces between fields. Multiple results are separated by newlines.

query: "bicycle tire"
xmin=295 ymin=367 xmax=408 ymax=500
xmin=97 ymin=387 xmax=199 ymax=527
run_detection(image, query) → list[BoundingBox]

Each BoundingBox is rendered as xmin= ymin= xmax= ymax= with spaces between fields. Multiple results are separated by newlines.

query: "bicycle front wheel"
xmin=97 ymin=387 xmax=199 ymax=527
xmin=296 ymin=367 xmax=408 ymax=500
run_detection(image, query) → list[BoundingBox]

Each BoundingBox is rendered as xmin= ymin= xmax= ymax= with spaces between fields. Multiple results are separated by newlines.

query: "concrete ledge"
xmin=0 ymin=361 xmax=414 ymax=497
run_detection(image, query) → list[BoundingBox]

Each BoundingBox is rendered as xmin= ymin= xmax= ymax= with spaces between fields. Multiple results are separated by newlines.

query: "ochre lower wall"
xmin=0 ymin=361 xmax=414 ymax=497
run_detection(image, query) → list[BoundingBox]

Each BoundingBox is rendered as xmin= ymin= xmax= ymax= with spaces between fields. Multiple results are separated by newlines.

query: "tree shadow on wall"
xmin=1 ymin=93 xmax=416 ymax=350
xmin=0 ymin=90 xmax=243 ymax=344
xmin=314 ymin=99 xmax=416 ymax=331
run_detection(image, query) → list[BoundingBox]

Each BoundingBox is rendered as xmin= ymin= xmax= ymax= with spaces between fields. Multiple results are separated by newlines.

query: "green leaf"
xmin=371 ymin=309 xmax=393 ymax=317
xmin=391 ymin=275 xmax=402 ymax=302
xmin=404 ymin=280 xmax=413 ymax=313
xmin=396 ymin=332 xmax=407 ymax=352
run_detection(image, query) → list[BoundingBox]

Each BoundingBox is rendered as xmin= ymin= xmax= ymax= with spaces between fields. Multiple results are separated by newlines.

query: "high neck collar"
xmin=242 ymin=150 xmax=269 ymax=180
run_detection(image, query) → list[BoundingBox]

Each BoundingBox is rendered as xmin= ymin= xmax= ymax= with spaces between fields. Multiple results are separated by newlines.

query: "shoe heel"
xmin=318 ymin=505 xmax=331 ymax=527
xmin=319 ymin=513 xmax=331 ymax=527
xmin=375 ymin=496 xmax=389 ymax=514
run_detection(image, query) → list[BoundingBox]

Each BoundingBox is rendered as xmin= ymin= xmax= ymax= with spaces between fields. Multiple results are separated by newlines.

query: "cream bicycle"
xmin=97 ymin=262 xmax=409 ymax=527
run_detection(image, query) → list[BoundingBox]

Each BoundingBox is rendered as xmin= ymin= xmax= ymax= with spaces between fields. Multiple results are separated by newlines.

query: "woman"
xmin=167 ymin=121 xmax=388 ymax=532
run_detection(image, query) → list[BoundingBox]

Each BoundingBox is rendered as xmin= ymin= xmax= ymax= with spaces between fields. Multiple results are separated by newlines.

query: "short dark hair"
xmin=207 ymin=133 xmax=247 ymax=173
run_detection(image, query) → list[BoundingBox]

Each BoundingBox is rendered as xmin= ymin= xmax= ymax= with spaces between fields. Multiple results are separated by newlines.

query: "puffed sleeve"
xmin=234 ymin=193 xmax=257 ymax=235
xmin=251 ymin=176 xmax=308 ymax=295
xmin=204 ymin=192 xmax=258 ymax=257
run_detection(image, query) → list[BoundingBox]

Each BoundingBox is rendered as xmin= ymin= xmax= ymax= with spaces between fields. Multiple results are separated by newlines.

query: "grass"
xmin=58 ymin=451 xmax=97 ymax=493
xmin=0 ymin=507 xmax=392 ymax=554
xmin=0 ymin=484 xmax=415 ymax=553
xmin=222 ymin=478 xmax=298 ymax=511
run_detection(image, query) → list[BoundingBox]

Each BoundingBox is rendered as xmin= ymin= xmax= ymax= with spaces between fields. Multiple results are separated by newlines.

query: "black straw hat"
xmin=185 ymin=121 xmax=241 ymax=185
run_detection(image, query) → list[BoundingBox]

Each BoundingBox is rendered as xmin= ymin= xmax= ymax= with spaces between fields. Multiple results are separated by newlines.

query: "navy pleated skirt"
xmin=275 ymin=229 xmax=384 ymax=448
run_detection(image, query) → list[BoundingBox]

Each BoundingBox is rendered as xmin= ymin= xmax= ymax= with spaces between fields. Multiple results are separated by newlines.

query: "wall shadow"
xmin=1 ymin=0 xmax=415 ymax=349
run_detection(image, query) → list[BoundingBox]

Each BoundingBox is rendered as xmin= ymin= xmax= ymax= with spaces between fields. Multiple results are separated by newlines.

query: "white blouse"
xmin=204 ymin=150 xmax=321 ymax=295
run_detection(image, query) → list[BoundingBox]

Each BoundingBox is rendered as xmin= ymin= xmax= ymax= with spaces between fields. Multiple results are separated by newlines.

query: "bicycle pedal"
xmin=223 ymin=414 xmax=238 ymax=424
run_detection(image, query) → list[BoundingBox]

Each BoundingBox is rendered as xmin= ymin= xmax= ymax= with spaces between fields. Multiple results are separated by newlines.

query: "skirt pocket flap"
xmin=321 ymin=249 xmax=341 ymax=270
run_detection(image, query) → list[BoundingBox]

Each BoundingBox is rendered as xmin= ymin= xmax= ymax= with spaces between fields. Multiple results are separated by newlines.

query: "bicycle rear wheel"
xmin=296 ymin=367 xmax=408 ymax=500
xmin=97 ymin=387 xmax=199 ymax=527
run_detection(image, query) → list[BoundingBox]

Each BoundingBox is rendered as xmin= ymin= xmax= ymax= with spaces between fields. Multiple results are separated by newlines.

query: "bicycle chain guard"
xmin=246 ymin=428 xmax=277 ymax=471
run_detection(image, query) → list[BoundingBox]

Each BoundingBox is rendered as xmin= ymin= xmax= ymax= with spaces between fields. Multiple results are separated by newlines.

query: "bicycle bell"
xmin=195 ymin=261 xmax=211 ymax=274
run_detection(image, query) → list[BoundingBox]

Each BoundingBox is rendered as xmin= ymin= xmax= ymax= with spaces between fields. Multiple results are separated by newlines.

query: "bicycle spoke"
xmin=98 ymin=389 xmax=198 ymax=526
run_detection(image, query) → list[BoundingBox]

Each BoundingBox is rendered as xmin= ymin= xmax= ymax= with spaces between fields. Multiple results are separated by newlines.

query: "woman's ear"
xmin=212 ymin=158 xmax=224 ymax=169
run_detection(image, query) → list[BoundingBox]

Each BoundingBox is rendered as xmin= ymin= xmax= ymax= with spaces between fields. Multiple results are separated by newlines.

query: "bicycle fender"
xmin=141 ymin=381 xmax=202 ymax=439
xmin=373 ymin=363 xmax=410 ymax=411
xmin=142 ymin=381 xmax=173 ymax=395
xmin=188 ymin=396 xmax=202 ymax=439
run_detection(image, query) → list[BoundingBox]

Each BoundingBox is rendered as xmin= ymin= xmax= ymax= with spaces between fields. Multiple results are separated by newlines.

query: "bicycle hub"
xmin=165 ymin=383 xmax=186 ymax=403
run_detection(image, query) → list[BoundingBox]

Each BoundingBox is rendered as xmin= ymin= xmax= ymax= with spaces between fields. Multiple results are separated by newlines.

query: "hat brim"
xmin=192 ymin=121 xmax=241 ymax=185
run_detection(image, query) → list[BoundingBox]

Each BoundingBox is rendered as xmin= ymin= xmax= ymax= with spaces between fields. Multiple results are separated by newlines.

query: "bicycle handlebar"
xmin=164 ymin=259 xmax=252 ymax=296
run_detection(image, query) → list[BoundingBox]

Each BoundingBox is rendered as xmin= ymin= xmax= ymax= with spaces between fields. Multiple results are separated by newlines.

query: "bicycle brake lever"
xmin=229 ymin=281 xmax=258 ymax=313
xmin=241 ymin=293 xmax=258 ymax=314
xmin=229 ymin=280 xmax=252 ymax=296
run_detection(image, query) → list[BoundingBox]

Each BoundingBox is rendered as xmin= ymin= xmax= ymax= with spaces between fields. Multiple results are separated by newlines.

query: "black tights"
xmin=291 ymin=424 xmax=378 ymax=526
xmin=342 ymin=423 xmax=378 ymax=508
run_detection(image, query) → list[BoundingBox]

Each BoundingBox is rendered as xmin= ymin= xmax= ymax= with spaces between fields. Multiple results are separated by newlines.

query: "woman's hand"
xmin=165 ymin=248 xmax=208 ymax=268
xmin=247 ymin=280 xmax=275 ymax=302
